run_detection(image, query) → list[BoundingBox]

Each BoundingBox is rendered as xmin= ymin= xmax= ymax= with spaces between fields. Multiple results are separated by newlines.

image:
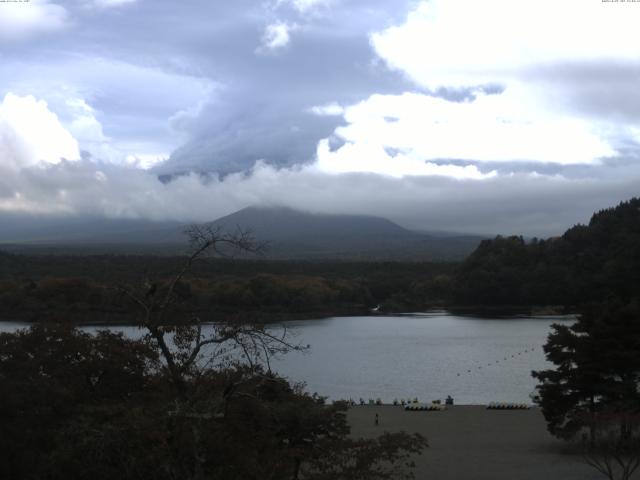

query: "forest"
xmin=452 ymin=197 xmax=640 ymax=308
xmin=0 ymin=254 xmax=455 ymax=323
xmin=1 ymin=198 xmax=639 ymax=322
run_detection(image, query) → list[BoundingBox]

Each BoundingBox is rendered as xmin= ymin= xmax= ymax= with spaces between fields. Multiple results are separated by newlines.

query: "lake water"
xmin=0 ymin=312 xmax=575 ymax=404
xmin=272 ymin=313 xmax=575 ymax=404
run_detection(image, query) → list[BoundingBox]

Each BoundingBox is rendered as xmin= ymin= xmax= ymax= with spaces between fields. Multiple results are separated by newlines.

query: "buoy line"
xmin=454 ymin=346 xmax=539 ymax=377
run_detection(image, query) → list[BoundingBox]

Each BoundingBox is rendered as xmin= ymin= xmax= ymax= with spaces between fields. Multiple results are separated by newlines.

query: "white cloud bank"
xmin=0 ymin=92 xmax=638 ymax=235
xmin=0 ymin=93 xmax=80 ymax=170
xmin=0 ymin=0 xmax=68 ymax=42
xmin=308 ymin=0 xmax=640 ymax=177
xmin=315 ymin=138 xmax=496 ymax=179
xmin=371 ymin=0 xmax=640 ymax=89
xmin=316 ymin=90 xmax=615 ymax=170
xmin=0 ymin=55 xmax=215 ymax=169
xmin=0 ymin=0 xmax=138 ymax=43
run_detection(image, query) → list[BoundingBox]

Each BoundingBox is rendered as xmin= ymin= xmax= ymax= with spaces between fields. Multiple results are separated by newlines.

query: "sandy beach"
xmin=348 ymin=405 xmax=611 ymax=480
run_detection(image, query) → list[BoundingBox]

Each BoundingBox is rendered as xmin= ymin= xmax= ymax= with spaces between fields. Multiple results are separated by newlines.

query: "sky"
xmin=1 ymin=0 xmax=639 ymax=235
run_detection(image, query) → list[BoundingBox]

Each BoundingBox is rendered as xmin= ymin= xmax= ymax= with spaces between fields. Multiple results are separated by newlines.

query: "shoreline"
xmin=0 ymin=306 xmax=577 ymax=326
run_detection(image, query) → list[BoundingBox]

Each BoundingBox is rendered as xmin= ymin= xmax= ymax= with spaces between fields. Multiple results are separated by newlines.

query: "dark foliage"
xmin=581 ymin=407 xmax=640 ymax=480
xmin=0 ymin=324 xmax=159 ymax=479
xmin=0 ymin=255 xmax=455 ymax=322
xmin=532 ymin=299 xmax=640 ymax=442
xmin=0 ymin=226 xmax=427 ymax=479
xmin=0 ymin=325 xmax=426 ymax=480
xmin=453 ymin=197 xmax=640 ymax=307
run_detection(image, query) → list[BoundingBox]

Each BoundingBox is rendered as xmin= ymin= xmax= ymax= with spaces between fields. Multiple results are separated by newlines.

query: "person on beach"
xmin=374 ymin=413 xmax=379 ymax=426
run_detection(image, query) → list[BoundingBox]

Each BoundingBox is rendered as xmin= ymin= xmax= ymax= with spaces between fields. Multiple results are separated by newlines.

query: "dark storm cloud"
xmin=0 ymin=0 xmax=416 ymax=173
xmin=151 ymin=0 xmax=418 ymax=173
xmin=159 ymin=28 xmax=415 ymax=173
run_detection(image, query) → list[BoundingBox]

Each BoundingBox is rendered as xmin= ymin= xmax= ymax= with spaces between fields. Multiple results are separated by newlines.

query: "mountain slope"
xmin=209 ymin=206 xmax=415 ymax=240
xmin=0 ymin=207 xmax=485 ymax=260
xmin=206 ymin=206 xmax=483 ymax=260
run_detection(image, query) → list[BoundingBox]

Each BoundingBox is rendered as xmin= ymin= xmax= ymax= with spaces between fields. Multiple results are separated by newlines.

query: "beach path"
xmin=348 ymin=405 xmax=611 ymax=480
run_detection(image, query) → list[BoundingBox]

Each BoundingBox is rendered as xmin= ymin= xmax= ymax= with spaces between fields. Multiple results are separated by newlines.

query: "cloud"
xmin=0 ymin=93 xmax=636 ymax=235
xmin=2 ymin=1 xmax=414 ymax=177
xmin=371 ymin=0 xmax=640 ymax=90
xmin=275 ymin=0 xmax=332 ymax=15
xmin=309 ymin=102 xmax=344 ymax=116
xmin=0 ymin=56 xmax=213 ymax=167
xmin=65 ymin=97 xmax=106 ymax=141
xmin=296 ymin=0 xmax=639 ymax=172
xmin=89 ymin=0 xmax=137 ymax=7
xmin=0 ymin=0 xmax=68 ymax=42
xmin=2 ymin=0 xmax=639 ymax=237
xmin=315 ymin=138 xmax=497 ymax=179
xmin=258 ymin=22 xmax=296 ymax=52
xmin=317 ymin=89 xmax=616 ymax=172
xmin=0 ymin=93 xmax=80 ymax=170
xmin=161 ymin=104 xmax=341 ymax=175
xmin=0 ymin=91 xmax=169 ymax=172
xmin=2 ymin=155 xmax=640 ymax=236
xmin=156 ymin=4 xmax=413 ymax=175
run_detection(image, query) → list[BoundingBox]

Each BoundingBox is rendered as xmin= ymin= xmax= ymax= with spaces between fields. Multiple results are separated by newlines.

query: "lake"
xmin=271 ymin=312 xmax=576 ymax=404
xmin=0 ymin=312 xmax=575 ymax=404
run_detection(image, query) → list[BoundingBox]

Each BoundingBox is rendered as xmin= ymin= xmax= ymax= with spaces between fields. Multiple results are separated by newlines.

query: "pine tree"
xmin=533 ymin=299 xmax=640 ymax=444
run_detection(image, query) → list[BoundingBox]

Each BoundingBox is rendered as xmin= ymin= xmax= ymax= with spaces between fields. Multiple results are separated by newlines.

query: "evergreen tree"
xmin=532 ymin=299 xmax=640 ymax=443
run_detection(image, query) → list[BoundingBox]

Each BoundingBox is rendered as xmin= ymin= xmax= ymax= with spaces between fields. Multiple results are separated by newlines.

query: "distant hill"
xmin=210 ymin=206 xmax=410 ymax=241
xmin=452 ymin=197 xmax=640 ymax=306
xmin=0 ymin=214 xmax=185 ymax=246
xmin=203 ymin=206 xmax=484 ymax=260
xmin=0 ymin=207 xmax=484 ymax=260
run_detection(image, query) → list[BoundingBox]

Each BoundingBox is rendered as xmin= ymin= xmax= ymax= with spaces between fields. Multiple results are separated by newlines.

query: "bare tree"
xmin=581 ymin=406 xmax=640 ymax=480
xmin=113 ymin=225 xmax=426 ymax=480
xmin=118 ymin=225 xmax=304 ymax=480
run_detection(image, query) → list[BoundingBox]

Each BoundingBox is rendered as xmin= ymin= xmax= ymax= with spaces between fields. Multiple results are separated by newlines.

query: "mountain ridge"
xmin=0 ymin=206 xmax=485 ymax=260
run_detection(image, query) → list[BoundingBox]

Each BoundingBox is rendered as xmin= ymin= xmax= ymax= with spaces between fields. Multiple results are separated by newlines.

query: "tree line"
xmin=0 ymin=254 xmax=455 ymax=322
xmin=452 ymin=197 xmax=640 ymax=308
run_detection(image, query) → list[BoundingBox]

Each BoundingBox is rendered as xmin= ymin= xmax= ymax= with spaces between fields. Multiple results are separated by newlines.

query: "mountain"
xmin=210 ymin=206 xmax=411 ymax=240
xmin=0 ymin=207 xmax=485 ymax=260
xmin=203 ymin=206 xmax=484 ymax=260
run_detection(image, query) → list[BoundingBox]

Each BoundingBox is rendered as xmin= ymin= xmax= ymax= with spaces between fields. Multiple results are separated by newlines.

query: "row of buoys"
xmin=455 ymin=347 xmax=538 ymax=377
xmin=405 ymin=403 xmax=446 ymax=411
xmin=487 ymin=402 xmax=530 ymax=410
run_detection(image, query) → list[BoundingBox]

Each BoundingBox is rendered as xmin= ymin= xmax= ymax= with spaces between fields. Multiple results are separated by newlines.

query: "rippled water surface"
xmin=0 ymin=312 xmax=575 ymax=404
